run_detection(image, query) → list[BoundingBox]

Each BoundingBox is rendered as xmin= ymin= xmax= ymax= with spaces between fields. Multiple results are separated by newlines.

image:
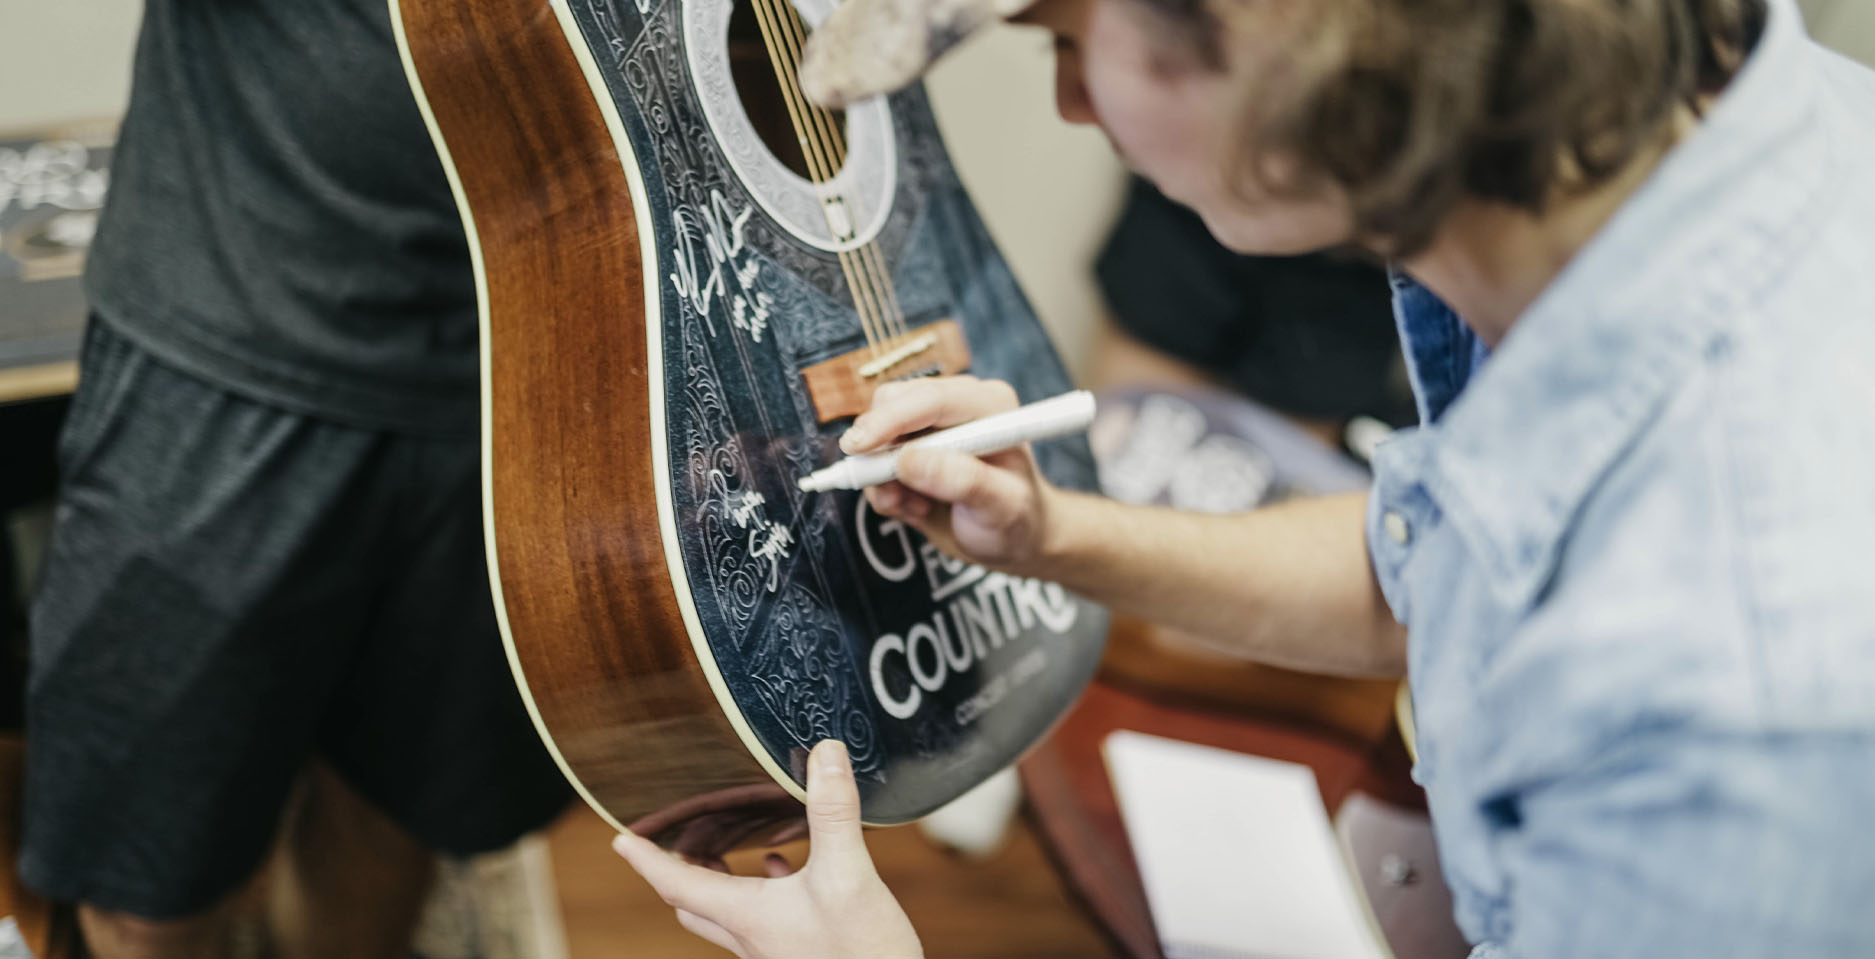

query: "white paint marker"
xmin=798 ymin=390 xmax=1097 ymax=493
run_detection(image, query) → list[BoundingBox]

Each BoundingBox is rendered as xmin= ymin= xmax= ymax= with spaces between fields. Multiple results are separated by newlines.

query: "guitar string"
xmin=765 ymin=4 xmax=918 ymax=352
xmin=746 ymin=0 xmax=884 ymax=357
xmin=758 ymin=0 xmax=911 ymax=352
xmin=741 ymin=3 xmax=937 ymax=609
xmin=736 ymin=0 xmax=841 ymax=578
xmin=770 ymin=5 xmax=917 ymax=351
xmin=749 ymin=0 xmax=896 ymax=361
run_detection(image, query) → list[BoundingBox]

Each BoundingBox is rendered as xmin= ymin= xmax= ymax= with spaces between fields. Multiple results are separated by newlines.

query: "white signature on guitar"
xmin=729 ymin=491 xmax=794 ymax=592
xmin=670 ymin=189 xmax=772 ymax=344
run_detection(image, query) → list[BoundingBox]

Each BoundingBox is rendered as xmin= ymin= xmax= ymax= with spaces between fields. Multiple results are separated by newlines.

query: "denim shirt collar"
xmin=1387 ymin=0 xmax=1835 ymax=611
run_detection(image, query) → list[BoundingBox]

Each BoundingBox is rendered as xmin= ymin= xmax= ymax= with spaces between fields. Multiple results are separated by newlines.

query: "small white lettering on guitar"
xmin=728 ymin=490 xmax=793 ymax=592
xmin=864 ymin=570 xmax=1077 ymax=721
xmin=854 ymin=474 xmax=1078 ymax=723
xmin=868 ymin=574 xmax=1076 ymax=721
xmin=954 ymin=648 xmax=1048 ymax=727
xmin=855 ymin=495 xmax=918 ymax=582
xmin=749 ymin=523 xmax=794 ymax=593
xmin=730 ymin=490 xmax=767 ymax=527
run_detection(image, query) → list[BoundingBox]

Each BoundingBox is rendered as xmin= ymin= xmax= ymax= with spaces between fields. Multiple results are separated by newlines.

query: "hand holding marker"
xmin=798 ymin=390 xmax=1097 ymax=492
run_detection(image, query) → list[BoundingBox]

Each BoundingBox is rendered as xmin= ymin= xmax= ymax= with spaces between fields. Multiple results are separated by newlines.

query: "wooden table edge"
xmin=0 ymin=361 xmax=78 ymax=404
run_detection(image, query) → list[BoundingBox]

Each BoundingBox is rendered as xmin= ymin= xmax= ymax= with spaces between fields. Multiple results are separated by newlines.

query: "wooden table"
xmin=0 ymin=361 xmax=77 ymax=405
xmin=1019 ymin=618 xmax=1470 ymax=959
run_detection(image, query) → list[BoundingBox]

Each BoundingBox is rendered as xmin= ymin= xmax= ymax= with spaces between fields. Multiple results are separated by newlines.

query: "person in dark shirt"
xmin=1093 ymin=176 xmax=1411 ymax=438
xmin=22 ymin=1 xmax=570 ymax=955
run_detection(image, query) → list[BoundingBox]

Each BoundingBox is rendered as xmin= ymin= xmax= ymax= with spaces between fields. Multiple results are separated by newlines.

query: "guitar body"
xmin=391 ymin=0 xmax=1107 ymax=836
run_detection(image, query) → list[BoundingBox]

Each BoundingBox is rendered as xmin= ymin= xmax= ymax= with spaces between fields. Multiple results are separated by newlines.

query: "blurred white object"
xmin=411 ymin=835 xmax=568 ymax=959
xmin=1343 ymin=415 xmax=1397 ymax=467
xmin=0 ymin=917 xmax=29 ymax=959
xmin=917 ymin=766 xmax=1024 ymax=858
xmin=1103 ymin=730 xmax=1390 ymax=959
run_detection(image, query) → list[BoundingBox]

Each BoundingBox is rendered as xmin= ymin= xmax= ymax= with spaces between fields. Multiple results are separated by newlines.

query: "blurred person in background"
xmin=18 ymin=1 xmax=572 ymax=956
xmin=1089 ymin=175 xmax=1412 ymax=457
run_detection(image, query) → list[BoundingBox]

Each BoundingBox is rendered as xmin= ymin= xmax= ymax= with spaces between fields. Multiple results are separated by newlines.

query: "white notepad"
xmin=1102 ymin=730 xmax=1391 ymax=959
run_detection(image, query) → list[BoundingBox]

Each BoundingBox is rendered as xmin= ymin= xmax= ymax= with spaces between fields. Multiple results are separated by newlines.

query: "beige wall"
xmin=0 ymin=0 xmax=141 ymax=131
xmin=925 ymin=27 xmax=1126 ymax=379
xmin=1800 ymin=0 xmax=1875 ymax=66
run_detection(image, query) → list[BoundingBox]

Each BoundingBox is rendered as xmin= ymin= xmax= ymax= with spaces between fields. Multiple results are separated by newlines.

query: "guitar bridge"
xmin=800 ymin=318 xmax=971 ymax=422
xmin=857 ymin=331 xmax=940 ymax=377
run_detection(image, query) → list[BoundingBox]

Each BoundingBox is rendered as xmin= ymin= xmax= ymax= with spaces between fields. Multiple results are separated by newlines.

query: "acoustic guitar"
xmin=390 ymin=0 xmax=1108 ymax=846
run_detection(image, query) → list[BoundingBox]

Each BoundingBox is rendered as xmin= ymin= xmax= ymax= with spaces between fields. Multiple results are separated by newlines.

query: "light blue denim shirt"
xmin=1367 ymin=1 xmax=1875 ymax=955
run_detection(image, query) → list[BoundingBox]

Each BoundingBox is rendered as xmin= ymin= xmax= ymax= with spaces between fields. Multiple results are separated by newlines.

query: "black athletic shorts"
xmin=19 ymin=318 xmax=572 ymax=919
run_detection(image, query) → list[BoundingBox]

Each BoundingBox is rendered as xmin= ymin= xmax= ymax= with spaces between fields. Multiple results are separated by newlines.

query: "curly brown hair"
xmin=1157 ymin=0 xmax=1767 ymax=255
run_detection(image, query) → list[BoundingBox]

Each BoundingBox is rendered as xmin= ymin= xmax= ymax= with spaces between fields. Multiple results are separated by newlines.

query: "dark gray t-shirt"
xmin=85 ymin=0 xmax=479 ymax=437
xmin=1097 ymin=177 xmax=1410 ymax=426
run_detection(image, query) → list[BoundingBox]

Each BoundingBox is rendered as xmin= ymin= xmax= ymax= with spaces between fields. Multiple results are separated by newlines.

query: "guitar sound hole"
xmin=727 ymin=1 xmax=849 ymax=183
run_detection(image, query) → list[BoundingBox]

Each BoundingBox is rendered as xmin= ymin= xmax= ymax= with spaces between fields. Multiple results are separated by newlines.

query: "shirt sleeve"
xmin=1493 ymin=728 xmax=1875 ymax=957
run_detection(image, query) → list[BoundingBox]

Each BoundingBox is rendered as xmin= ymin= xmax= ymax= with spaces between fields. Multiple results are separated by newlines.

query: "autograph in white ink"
xmin=670 ymin=188 xmax=772 ymax=343
xmin=749 ymin=522 xmax=795 ymax=593
xmin=728 ymin=490 xmax=794 ymax=592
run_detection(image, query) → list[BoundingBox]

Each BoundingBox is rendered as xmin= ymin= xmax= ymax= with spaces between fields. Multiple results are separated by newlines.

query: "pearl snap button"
xmin=1384 ymin=511 xmax=1410 ymax=545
